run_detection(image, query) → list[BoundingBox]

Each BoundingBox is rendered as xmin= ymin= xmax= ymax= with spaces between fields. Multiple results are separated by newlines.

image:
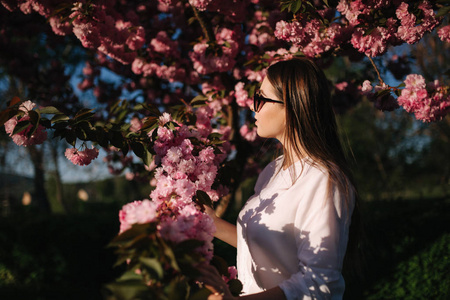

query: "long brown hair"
xmin=267 ymin=58 xmax=354 ymax=204
xmin=266 ymin=58 xmax=362 ymax=274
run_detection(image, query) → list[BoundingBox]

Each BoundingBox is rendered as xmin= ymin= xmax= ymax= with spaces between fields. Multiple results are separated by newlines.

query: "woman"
xmin=200 ymin=58 xmax=358 ymax=300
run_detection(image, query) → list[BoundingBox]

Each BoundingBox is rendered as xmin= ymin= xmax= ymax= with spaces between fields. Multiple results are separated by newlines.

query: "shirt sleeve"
xmin=278 ymin=169 xmax=353 ymax=300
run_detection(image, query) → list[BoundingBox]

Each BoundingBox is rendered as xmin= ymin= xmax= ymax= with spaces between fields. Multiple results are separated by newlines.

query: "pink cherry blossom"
xmin=198 ymin=147 xmax=215 ymax=163
xmin=234 ymin=82 xmax=253 ymax=108
xmin=4 ymin=101 xmax=48 ymax=147
xmin=396 ymin=1 xmax=439 ymax=45
xmin=4 ymin=116 xmax=48 ymax=147
xmin=119 ymin=199 xmax=158 ymax=233
xmin=361 ymin=80 xmax=373 ymax=94
xmin=188 ymin=0 xmax=212 ymax=11
xmin=130 ymin=117 xmax=143 ymax=132
xmin=351 ymin=27 xmax=390 ymax=57
xmin=239 ymin=124 xmax=258 ymax=142
xmin=222 ymin=266 xmax=238 ymax=283
xmin=397 ymin=74 xmax=450 ymax=122
xmin=438 ymin=25 xmax=450 ymax=43
xmin=65 ymin=146 xmax=99 ymax=166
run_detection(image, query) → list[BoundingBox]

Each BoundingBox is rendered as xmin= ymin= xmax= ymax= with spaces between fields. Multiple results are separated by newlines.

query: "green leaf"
xmin=292 ymin=0 xmax=302 ymax=14
xmin=12 ymin=120 xmax=30 ymax=135
xmin=51 ymin=114 xmax=70 ymax=123
xmin=65 ymin=130 xmax=77 ymax=146
xmin=95 ymin=128 xmax=109 ymax=148
xmin=75 ymin=127 xmax=87 ymax=140
xmin=109 ymin=130 xmax=125 ymax=148
xmin=138 ymin=103 xmax=161 ymax=116
xmin=436 ymin=6 xmax=450 ymax=17
xmin=142 ymin=150 xmax=153 ymax=167
xmin=115 ymin=109 xmax=129 ymax=123
xmin=109 ymin=99 xmax=122 ymax=114
xmin=207 ymin=132 xmax=222 ymax=141
xmin=75 ymin=108 xmax=94 ymax=119
xmin=116 ymin=269 xmax=144 ymax=282
xmin=210 ymin=256 xmax=229 ymax=276
xmin=108 ymin=223 xmax=156 ymax=248
xmin=27 ymin=110 xmax=40 ymax=125
xmin=27 ymin=123 xmax=38 ymax=138
xmin=139 ymin=257 xmax=164 ymax=279
xmin=103 ymin=280 xmax=151 ymax=300
xmin=160 ymin=239 xmax=181 ymax=272
xmin=188 ymin=287 xmax=212 ymax=300
xmin=248 ymin=85 xmax=256 ymax=98
xmin=167 ymin=121 xmax=180 ymax=130
xmin=191 ymin=95 xmax=208 ymax=103
xmin=121 ymin=123 xmax=131 ymax=131
xmin=195 ymin=190 xmax=213 ymax=208
xmin=228 ymin=279 xmax=243 ymax=297
xmin=164 ymin=277 xmax=189 ymax=300
xmin=38 ymin=106 xmax=62 ymax=115
xmin=0 ymin=109 xmax=15 ymax=127
xmin=130 ymin=141 xmax=145 ymax=158
xmin=141 ymin=116 xmax=158 ymax=131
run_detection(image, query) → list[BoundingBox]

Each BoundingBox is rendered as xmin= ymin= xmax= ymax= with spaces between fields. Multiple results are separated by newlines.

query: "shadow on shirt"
xmin=239 ymin=193 xmax=338 ymax=298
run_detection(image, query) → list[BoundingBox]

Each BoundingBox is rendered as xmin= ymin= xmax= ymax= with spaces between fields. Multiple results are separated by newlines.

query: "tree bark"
xmin=27 ymin=145 xmax=51 ymax=212
xmin=49 ymin=140 xmax=67 ymax=213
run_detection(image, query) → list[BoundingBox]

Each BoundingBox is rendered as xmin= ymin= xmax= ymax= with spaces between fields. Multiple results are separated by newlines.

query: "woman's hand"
xmin=204 ymin=205 xmax=218 ymax=220
xmin=203 ymin=205 xmax=238 ymax=247
xmin=197 ymin=264 xmax=237 ymax=300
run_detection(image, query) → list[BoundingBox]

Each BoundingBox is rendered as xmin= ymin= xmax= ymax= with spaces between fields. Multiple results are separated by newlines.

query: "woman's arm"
xmin=205 ymin=206 xmax=237 ymax=248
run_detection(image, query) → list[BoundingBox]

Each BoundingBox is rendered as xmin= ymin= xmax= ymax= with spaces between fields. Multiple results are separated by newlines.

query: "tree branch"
xmin=192 ymin=7 xmax=215 ymax=42
xmin=367 ymin=55 xmax=384 ymax=85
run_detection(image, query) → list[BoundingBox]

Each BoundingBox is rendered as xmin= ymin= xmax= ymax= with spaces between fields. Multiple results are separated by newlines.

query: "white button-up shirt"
xmin=237 ymin=157 xmax=354 ymax=300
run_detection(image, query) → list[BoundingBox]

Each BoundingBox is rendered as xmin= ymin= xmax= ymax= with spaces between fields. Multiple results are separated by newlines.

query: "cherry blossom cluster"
xmin=438 ymin=25 xmax=450 ymax=43
xmin=275 ymin=18 xmax=349 ymax=57
xmin=397 ymin=75 xmax=450 ymax=122
xmin=118 ymin=111 xmax=229 ymax=261
xmin=151 ymin=112 xmax=227 ymax=205
xmin=65 ymin=146 xmax=99 ymax=166
xmin=119 ymin=198 xmax=215 ymax=260
xmin=275 ymin=1 xmax=441 ymax=58
xmin=189 ymin=27 xmax=242 ymax=75
xmin=3 ymin=1 xmax=145 ymax=65
xmin=222 ymin=266 xmax=238 ymax=283
xmin=361 ymin=81 xmax=399 ymax=112
xmin=70 ymin=3 xmax=145 ymax=65
xmin=4 ymin=100 xmax=47 ymax=147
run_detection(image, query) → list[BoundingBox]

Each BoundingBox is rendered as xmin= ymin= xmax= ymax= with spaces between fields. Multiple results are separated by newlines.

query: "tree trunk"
xmin=28 ymin=145 xmax=51 ymax=213
xmin=49 ymin=140 xmax=67 ymax=213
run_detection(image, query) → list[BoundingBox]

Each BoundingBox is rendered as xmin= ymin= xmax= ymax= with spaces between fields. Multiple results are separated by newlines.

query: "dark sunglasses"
xmin=253 ymin=90 xmax=284 ymax=112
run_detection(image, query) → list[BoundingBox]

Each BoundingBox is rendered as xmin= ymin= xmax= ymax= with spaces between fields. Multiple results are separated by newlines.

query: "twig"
xmin=367 ymin=55 xmax=384 ymax=85
xmin=192 ymin=7 xmax=215 ymax=42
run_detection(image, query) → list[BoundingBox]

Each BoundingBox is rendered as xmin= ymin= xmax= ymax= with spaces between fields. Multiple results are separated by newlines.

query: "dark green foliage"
xmin=0 ymin=196 xmax=448 ymax=299
xmin=0 ymin=211 xmax=122 ymax=300
xmin=343 ymin=197 xmax=450 ymax=299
